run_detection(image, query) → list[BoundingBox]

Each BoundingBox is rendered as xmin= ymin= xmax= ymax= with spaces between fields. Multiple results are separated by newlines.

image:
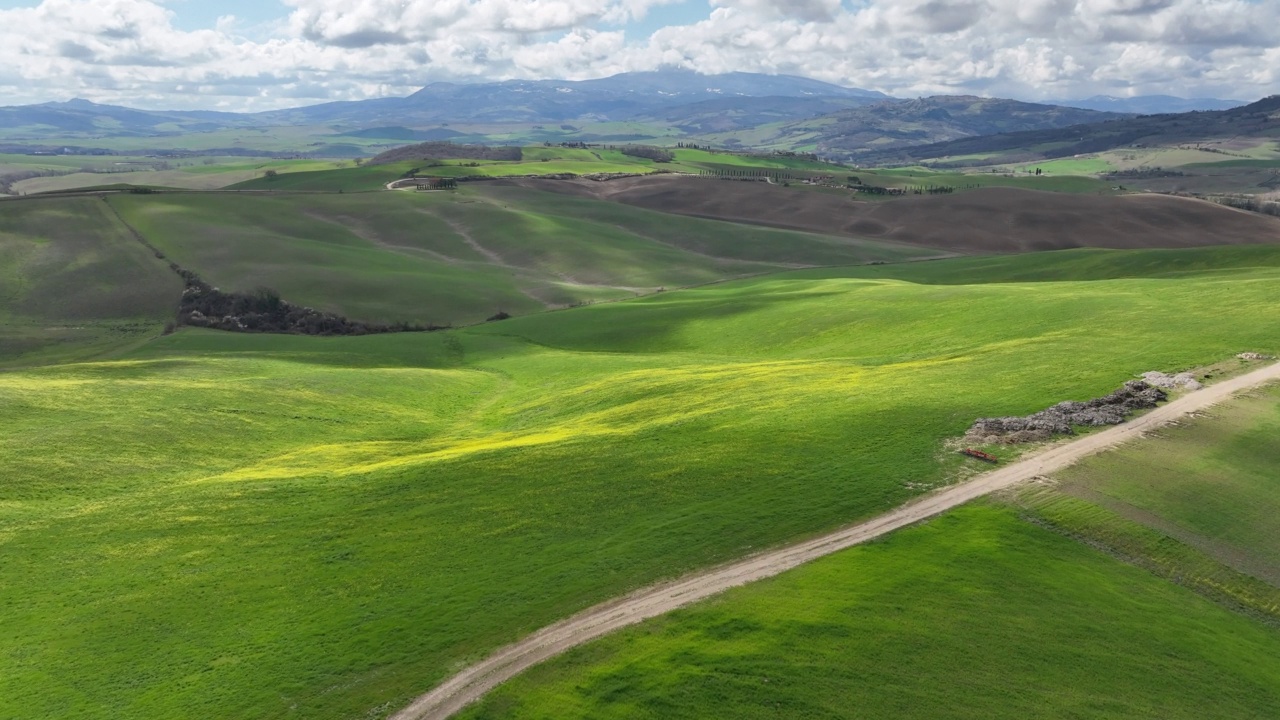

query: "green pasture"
xmin=226 ymin=162 xmax=409 ymax=191
xmin=866 ymin=166 xmax=1117 ymax=194
xmin=5 ymin=156 xmax=343 ymax=195
xmin=226 ymin=146 xmax=848 ymax=191
xmin=1041 ymin=380 xmax=1280 ymax=583
xmin=1183 ymin=158 xmax=1280 ymax=170
xmin=0 ymin=197 xmax=180 ymax=365
xmin=0 ymin=125 xmax=380 ymax=154
xmin=461 ymin=504 xmax=1280 ymax=720
xmin=1010 ymin=156 xmax=1117 ymax=174
xmin=5 ymin=244 xmax=1280 ymax=718
xmin=668 ymin=148 xmax=844 ymax=172
xmin=104 ymin=187 xmax=924 ymax=327
xmin=791 ymin=243 xmax=1280 ymax=284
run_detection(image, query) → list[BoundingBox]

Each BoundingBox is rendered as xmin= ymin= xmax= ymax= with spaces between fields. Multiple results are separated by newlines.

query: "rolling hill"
xmin=0 ymin=98 xmax=258 ymax=139
xmin=0 ymin=196 xmax=182 ymax=366
xmin=518 ymin=175 xmax=1280 ymax=253
xmin=696 ymin=96 xmax=1125 ymax=157
xmin=0 ymin=71 xmax=887 ymax=143
xmin=859 ymin=95 xmax=1280 ymax=166
xmin=255 ymin=70 xmax=887 ymax=127
xmin=0 ymin=184 xmax=932 ymax=357
xmin=461 ymin=366 xmax=1280 ymax=720
xmin=5 ymin=243 xmax=1280 ymax=719
xmin=7 ymin=129 xmax=1280 ymax=720
xmin=1050 ymin=94 xmax=1247 ymax=114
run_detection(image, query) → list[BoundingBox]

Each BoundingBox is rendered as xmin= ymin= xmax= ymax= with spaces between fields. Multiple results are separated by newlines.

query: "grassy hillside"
xmin=4 ymin=245 xmax=1280 ymax=718
xmin=12 ymin=158 xmax=351 ymax=195
xmin=460 ymin=504 xmax=1280 ymax=720
xmin=1020 ymin=379 xmax=1280 ymax=590
xmin=859 ymin=96 xmax=1280 ymax=166
xmin=728 ymin=96 xmax=1124 ymax=160
xmin=559 ymin=177 xmax=1280 ymax=253
xmin=226 ymin=146 xmax=846 ymax=192
xmin=106 ymin=187 xmax=929 ymax=326
xmin=464 ymin=375 xmax=1280 ymax=720
xmin=0 ymin=197 xmax=181 ymax=365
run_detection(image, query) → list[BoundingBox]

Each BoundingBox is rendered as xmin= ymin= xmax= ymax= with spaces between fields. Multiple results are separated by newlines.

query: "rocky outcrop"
xmin=967 ymin=381 xmax=1169 ymax=444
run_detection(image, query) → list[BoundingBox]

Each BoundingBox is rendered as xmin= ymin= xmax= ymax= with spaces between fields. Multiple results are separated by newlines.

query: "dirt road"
xmin=391 ymin=361 xmax=1280 ymax=720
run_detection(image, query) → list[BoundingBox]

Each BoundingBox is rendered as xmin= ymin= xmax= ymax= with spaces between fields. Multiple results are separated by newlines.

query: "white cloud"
xmin=0 ymin=0 xmax=1276 ymax=111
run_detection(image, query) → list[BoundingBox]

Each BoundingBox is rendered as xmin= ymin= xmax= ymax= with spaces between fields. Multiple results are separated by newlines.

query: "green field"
xmin=13 ymin=159 xmax=350 ymax=195
xmin=460 ymin=360 xmax=1280 ymax=720
xmin=227 ymin=146 xmax=848 ymax=192
xmin=102 ymin=186 xmax=928 ymax=327
xmin=4 ymin=242 xmax=1280 ymax=718
xmin=1024 ymin=379 xmax=1280 ymax=590
xmin=1 ymin=156 xmax=353 ymax=195
xmin=0 ymin=197 xmax=181 ymax=365
xmin=859 ymin=167 xmax=1118 ymax=194
xmin=460 ymin=504 xmax=1280 ymax=720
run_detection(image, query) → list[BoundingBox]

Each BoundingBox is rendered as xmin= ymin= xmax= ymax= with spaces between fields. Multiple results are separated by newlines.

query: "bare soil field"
xmin=503 ymin=176 xmax=1280 ymax=254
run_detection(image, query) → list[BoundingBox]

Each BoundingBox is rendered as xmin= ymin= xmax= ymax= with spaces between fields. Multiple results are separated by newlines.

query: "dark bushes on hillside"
xmin=369 ymin=142 xmax=523 ymax=166
xmin=621 ymin=146 xmax=674 ymax=163
xmin=175 ymin=268 xmax=436 ymax=336
xmin=1207 ymin=194 xmax=1280 ymax=217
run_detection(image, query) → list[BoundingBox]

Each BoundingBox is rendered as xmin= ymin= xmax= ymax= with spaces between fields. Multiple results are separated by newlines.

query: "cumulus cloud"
xmin=712 ymin=0 xmax=844 ymax=23
xmin=0 ymin=0 xmax=1277 ymax=111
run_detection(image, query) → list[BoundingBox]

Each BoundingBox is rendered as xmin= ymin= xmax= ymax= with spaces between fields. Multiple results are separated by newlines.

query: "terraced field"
xmin=4 ymin=243 xmax=1280 ymax=719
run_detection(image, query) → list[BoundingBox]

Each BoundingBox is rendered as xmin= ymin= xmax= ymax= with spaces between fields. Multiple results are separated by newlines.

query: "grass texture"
xmin=1024 ymin=379 xmax=1280 ymax=591
xmin=459 ymin=504 xmax=1280 ymax=720
xmin=0 ymin=197 xmax=181 ymax=365
xmin=105 ymin=187 xmax=928 ymax=326
xmin=3 ymin=245 xmax=1280 ymax=718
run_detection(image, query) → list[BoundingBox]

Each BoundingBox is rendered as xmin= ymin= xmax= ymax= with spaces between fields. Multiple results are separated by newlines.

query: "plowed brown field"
xmin=498 ymin=176 xmax=1280 ymax=254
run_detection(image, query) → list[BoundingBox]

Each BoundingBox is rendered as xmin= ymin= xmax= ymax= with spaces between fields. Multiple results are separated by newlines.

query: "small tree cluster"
xmin=621 ymin=146 xmax=674 ymax=163
xmin=174 ymin=269 xmax=437 ymax=336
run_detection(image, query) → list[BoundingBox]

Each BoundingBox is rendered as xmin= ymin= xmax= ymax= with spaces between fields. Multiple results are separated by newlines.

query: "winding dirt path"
xmin=392 ymin=361 xmax=1280 ymax=720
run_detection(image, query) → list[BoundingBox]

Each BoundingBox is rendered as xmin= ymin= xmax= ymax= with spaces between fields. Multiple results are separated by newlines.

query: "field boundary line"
xmin=390 ymin=360 xmax=1280 ymax=720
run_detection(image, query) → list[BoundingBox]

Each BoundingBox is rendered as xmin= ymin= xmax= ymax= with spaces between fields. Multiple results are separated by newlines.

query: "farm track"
xmin=391 ymin=360 xmax=1280 ymax=720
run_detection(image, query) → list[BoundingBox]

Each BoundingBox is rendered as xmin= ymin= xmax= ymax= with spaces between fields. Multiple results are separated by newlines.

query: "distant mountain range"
xmin=0 ymin=70 xmax=886 ymax=139
xmin=0 ymin=70 xmax=1266 ymax=160
xmin=857 ymin=95 xmax=1280 ymax=166
xmin=0 ymin=97 xmax=258 ymax=137
xmin=258 ymin=71 xmax=889 ymax=131
xmin=713 ymin=96 xmax=1127 ymax=159
xmin=1049 ymin=95 xmax=1247 ymax=114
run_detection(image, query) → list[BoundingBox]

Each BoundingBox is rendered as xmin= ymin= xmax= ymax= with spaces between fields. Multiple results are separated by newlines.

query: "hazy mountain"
xmin=1050 ymin=95 xmax=1247 ymax=114
xmin=0 ymin=99 xmax=256 ymax=138
xmin=711 ymin=96 xmax=1127 ymax=158
xmin=636 ymin=95 xmax=884 ymax=134
xmin=855 ymin=95 xmax=1280 ymax=165
xmin=259 ymin=70 xmax=888 ymax=126
xmin=0 ymin=70 xmax=888 ymax=140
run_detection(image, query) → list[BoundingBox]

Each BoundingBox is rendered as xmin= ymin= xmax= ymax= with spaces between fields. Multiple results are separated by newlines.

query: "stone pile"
xmin=1141 ymin=371 xmax=1204 ymax=391
xmin=1239 ymin=352 xmax=1275 ymax=361
xmin=967 ymin=381 xmax=1168 ymax=444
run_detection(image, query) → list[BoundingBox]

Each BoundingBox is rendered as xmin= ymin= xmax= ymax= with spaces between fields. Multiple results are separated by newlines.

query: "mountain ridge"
xmin=853 ymin=95 xmax=1280 ymax=165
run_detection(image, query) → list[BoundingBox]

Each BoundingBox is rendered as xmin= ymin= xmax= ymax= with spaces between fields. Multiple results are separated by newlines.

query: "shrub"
xmin=621 ymin=146 xmax=674 ymax=163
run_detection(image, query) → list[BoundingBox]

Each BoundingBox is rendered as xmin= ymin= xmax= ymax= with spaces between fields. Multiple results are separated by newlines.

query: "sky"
xmin=0 ymin=0 xmax=1277 ymax=111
